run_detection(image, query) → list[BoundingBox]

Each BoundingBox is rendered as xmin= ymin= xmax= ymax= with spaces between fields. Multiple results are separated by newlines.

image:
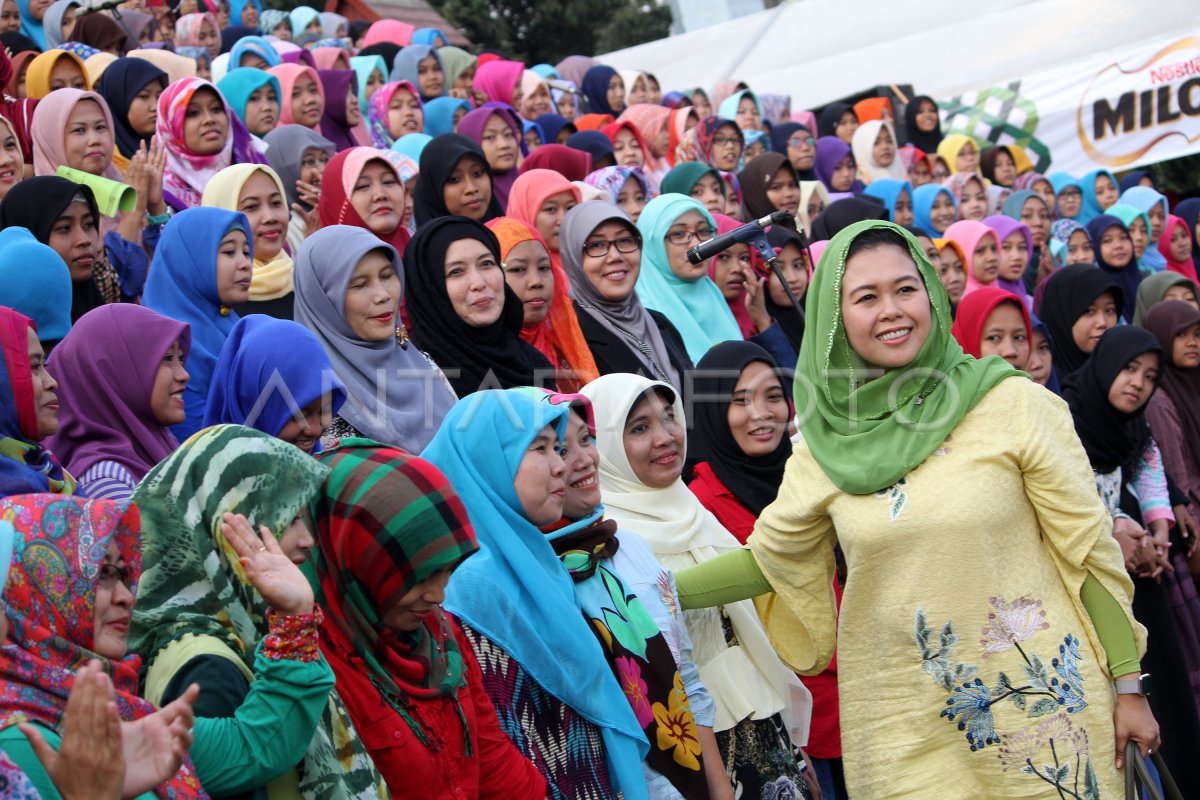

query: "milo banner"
xmin=938 ymin=33 xmax=1200 ymax=175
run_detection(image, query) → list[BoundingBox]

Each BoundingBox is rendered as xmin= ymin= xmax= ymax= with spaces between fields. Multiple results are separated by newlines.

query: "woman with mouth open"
xmin=670 ymin=221 xmax=1159 ymax=798
xmin=130 ymin=424 xmax=388 ymax=799
xmin=559 ymin=201 xmax=692 ymax=395
xmin=42 ymin=304 xmax=190 ymax=503
xmin=142 ymin=207 xmax=253 ymax=441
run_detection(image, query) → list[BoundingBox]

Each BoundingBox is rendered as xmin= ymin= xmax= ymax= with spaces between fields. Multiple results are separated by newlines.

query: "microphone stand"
xmin=747 ymin=217 xmax=807 ymax=324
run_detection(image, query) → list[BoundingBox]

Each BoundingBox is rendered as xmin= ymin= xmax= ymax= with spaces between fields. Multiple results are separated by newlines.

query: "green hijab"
xmin=1133 ymin=270 xmax=1200 ymax=327
xmin=130 ymin=424 xmax=387 ymax=800
xmin=795 ymin=220 xmax=1018 ymax=494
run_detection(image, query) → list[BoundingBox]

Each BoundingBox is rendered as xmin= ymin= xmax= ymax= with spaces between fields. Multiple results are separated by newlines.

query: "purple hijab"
xmin=814 ymin=135 xmax=864 ymax=194
xmin=457 ymin=103 xmax=524 ymax=209
xmin=317 ymin=68 xmax=359 ymax=151
xmin=43 ymin=304 xmax=190 ymax=481
xmin=983 ymin=214 xmax=1033 ymax=301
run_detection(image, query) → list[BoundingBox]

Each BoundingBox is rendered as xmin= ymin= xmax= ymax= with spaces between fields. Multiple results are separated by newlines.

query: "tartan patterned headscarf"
xmin=306 ymin=439 xmax=479 ymax=750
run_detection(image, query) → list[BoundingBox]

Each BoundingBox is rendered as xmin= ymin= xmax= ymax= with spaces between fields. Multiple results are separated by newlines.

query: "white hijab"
xmin=580 ymin=372 xmax=811 ymax=742
xmin=851 ymin=120 xmax=908 ymax=184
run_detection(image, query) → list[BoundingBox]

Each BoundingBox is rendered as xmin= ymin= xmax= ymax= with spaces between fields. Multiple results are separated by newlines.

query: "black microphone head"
xmin=770 ymin=209 xmax=794 ymax=224
xmin=686 ymin=244 xmax=703 ymax=265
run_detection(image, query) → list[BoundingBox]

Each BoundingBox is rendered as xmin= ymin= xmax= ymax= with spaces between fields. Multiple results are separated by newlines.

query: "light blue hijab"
xmin=390 ymin=132 xmax=432 ymax=161
xmin=634 ymin=193 xmax=741 ymax=362
xmin=349 ymin=55 xmax=386 ymax=114
xmin=425 ymin=389 xmax=650 ymax=800
xmin=718 ymin=88 xmax=760 ymax=121
xmin=1078 ymin=168 xmax=1118 ymax=224
xmin=1120 ymin=185 xmax=1170 ymax=271
xmin=217 ymin=68 xmax=281 ymax=130
xmin=143 ymin=208 xmax=250 ymax=442
xmin=288 ymin=5 xmax=320 ymax=37
xmin=863 ymin=178 xmax=914 ymax=223
xmin=423 ymin=96 xmax=471 ymax=137
xmin=229 ymin=36 xmax=281 ymax=69
xmin=1048 ymin=172 xmax=1081 ymax=219
xmin=912 ymin=183 xmax=957 ymax=235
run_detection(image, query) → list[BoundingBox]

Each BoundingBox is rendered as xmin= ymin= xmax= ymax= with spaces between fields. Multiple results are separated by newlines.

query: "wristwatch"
xmin=1114 ymin=673 xmax=1152 ymax=697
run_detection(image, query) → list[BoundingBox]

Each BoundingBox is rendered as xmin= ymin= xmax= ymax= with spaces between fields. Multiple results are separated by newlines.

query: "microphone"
xmin=77 ymin=0 xmax=124 ymax=14
xmin=686 ymin=210 xmax=793 ymax=264
xmin=546 ymin=79 xmax=578 ymax=95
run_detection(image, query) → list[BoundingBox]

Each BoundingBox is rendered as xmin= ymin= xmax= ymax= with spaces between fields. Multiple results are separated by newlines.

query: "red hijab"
xmin=317 ymin=147 xmax=410 ymax=253
xmin=1159 ymin=214 xmax=1198 ymax=282
xmin=950 ymin=286 xmax=1032 ymax=359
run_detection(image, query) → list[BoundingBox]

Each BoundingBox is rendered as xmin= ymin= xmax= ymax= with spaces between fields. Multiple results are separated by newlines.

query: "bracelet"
xmin=262 ymin=607 xmax=323 ymax=662
xmin=146 ymin=210 xmax=171 ymax=226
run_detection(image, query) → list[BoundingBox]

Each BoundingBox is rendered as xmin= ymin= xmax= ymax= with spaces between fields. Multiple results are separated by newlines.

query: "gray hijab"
xmin=44 ymin=0 xmax=80 ymax=48
xmin=560 ymin=201 xmax=682 ymax=388
xmin=293 ymin=225 xmax=457 ymax=452
xmin=263 ymin=125 xmax=335 ymax=209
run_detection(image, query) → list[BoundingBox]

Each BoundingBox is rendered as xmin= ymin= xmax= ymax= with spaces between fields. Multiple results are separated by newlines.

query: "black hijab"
xmin=0 ymin=177 xmax=106 ymax=321
xmin=1062 ymin=326 xmax=1160 ymax=475
xmin=357 ymin=42 xmax=401 ymax=69
xmin=412 ymin=133 xmax=503 ymax=227
xmin=95 ymin=57 xmax=168 ymax=158
xmin=691 ymin=341 xmax=791 ymax=515
xmin=768 ymin=121 xmax=816 ymax=181
xmin=763 ymin=225 xmax=806 ymax=352
xmin=979 ymin=145 xmax=1015 ymax=188
xmin=403 ymin=215 xmax=554 ymax=397
xmin=1033 ymin=265 xmax=1122 ymax=378
xmin=809 ymin=196 xmax=887 ymax=241
xmin=817 ymin=102 xmax=852 ymax=138
xmin=903 ymin=94 xmax=943 ymax=153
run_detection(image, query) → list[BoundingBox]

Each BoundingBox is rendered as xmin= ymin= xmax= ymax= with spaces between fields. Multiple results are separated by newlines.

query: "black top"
xmin=573 ymin=300 xmax=692 ymax=385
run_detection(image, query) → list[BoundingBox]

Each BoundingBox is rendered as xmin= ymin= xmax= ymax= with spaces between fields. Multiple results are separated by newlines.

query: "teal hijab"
xmin=350 ymin=55 xmax=386 ymax=114
xmin=718 ymin=89 xmax=760 ymax=121
xmin=634 ymin=193 xmax=742 ymax=362
xmin=218 ymin=68 xmax=281 ymax=129
xmin=423 ymin=389 xmax=650 ymax=800
xmin=795 ymin=220 xmax=1018 ymax=494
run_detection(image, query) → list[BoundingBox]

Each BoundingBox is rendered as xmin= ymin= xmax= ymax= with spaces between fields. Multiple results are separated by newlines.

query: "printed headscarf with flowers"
xmin=0 ymin=494 xmax=205 ymax=799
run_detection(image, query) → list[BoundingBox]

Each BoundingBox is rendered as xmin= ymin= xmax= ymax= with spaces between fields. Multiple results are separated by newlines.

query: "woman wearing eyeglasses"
xmin=634 ymin=193 xmax=744 ymax=364
xmin=560 ymin=201 xmax=694 ymax=395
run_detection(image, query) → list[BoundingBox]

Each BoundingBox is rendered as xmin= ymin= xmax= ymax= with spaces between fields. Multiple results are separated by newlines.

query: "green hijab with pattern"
xmin=795 ymin=220 xmax=1018 ymax=494
xmin=129 ymin=425 xmax=388 ymax=800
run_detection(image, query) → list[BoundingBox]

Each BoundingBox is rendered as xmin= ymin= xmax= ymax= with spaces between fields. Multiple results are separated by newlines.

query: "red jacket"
xmin=322 ymin=617 xmax=547 ymax=799
xmin=688 ymin=462 xmax=758 ymax=544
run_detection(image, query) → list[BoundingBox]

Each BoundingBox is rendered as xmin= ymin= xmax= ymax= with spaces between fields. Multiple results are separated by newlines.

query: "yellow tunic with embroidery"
xmin=749 ymin=377 xmax=1144 ymax=799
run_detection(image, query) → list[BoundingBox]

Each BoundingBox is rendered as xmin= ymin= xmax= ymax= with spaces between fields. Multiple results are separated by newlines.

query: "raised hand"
xmin=221 ymin=512 xmax=314 ymax=616
xmin=20 ymin=660 xmax=124 ymax=800
xmin=119 ymin=682 xmax=198 ymax=798
xmin=144 ymin=136 xmax=167 ymax=216
xmin=295 ymin=178 xmax=321 ymax=209
xmin=292 ymin=201 xmax=321 ymax=239
xmin=740 ymin=268 xmax=772 ymax=333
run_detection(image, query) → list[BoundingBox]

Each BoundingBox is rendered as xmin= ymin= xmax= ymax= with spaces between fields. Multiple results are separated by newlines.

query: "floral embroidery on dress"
xmin=932 ymin=434 xmax=954 ymax=457
xmin=874 ymin=477 xmax=908 ymax=521
xmin=915 ymin=600 xmax=1098 ymax=798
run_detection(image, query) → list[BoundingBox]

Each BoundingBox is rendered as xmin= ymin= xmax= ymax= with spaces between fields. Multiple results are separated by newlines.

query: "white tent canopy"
xmin=598 ymin=0 xmax=1200 ymax=111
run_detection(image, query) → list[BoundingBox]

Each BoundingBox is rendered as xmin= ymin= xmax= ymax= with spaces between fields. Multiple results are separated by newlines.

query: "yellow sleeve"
xmin=746 ymin=446 xmax=839 ymax=675
xmin=1016 ymin=381 xmax=1147 ymax=673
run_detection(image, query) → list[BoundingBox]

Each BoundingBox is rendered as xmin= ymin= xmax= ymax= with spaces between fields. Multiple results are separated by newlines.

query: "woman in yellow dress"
xmin=680 ymin=220 xmax=1161 ymax=798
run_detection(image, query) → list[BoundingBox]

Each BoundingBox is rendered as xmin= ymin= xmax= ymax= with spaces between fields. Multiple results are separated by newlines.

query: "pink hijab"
xmin=473 ymin=59 xmax=524 ymax=105
xmin=268 ymin=63 xmax=325 ymax=128
xmin=362 ymin=19 xmax=413 ymax=48
xmin=31 ymin=89 xmax=122 ymax=180
xmin=945 ymin=219 xmax=1000 ymax=295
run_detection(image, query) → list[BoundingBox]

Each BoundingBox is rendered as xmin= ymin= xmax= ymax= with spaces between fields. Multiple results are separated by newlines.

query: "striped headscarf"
xmin=129 ymin=425 xmax=386 ymax=800
xmin=306 ymin=439 xmax=479 ymax=750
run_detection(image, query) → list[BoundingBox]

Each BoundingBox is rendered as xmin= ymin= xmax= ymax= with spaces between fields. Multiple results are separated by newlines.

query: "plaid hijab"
xmin=0 ymin=494 xmax=205 ymax=799
xmin=306 ymin=439 xmax=479 ymax=751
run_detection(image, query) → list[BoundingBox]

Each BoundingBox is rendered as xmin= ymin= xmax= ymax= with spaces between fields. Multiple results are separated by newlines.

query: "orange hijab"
xmin=487 ymin=213 xmax=598 ymax=392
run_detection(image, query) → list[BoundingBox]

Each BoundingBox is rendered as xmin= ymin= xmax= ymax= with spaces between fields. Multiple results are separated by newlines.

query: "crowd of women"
xmin=0 ymin=0 xmax=1198 ymax=797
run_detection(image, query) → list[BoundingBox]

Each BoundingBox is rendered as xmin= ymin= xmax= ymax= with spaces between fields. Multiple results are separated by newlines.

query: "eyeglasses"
xmin=98 ymin=563 xmax=134 ymax=590
xmin=584 ymin=236 xmax=640 ymax=258
xmin=666 ymin=227 xmax=716 ymax=245
xmin=712 ymin=136 xmax=741 ymax=147
xmin=788 ymin=136 xmax=816 ymax=149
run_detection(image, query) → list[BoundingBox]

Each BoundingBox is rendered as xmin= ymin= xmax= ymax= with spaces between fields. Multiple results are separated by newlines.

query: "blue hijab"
xmin=1120 ymin=185 xmax=1170 ymax=272
xmin=227 ymin=0 xmax=262 ymax=29
xmin=16 ymin=0 xmax=47 ymax=48
xmin=143 ymin=208 xmax=250 ymax=441
xmin=634 ymin=193 xmax=741 ymax=362
xmin=390 ymin=132 xmax=432 ymax=161
xmin=0 ymin=228 xmax=72 ymax=344
xmin=1078 ymin=168 xmax=1118 ymax=224
xmin=1001 ymin=189 xmax=1049 ymax=223
xmin=410 ymin=27 xmax=447 ymax=46
xmin=203 ymin=314 xmax=346 ymax=440
xmin=535 ymin=113 xmax=573 ymax=143
xmin=218 ymin=68 xmax=281 ymax=130
xmin=912 ymin=183 xmax=957 ymax=235
xmin=228 ymin=35 xmax=281 ymax=69
xmin=423 ymin=96 xmax=471 ymax=137
xmin=1048 ymin=172 xmax=1082 ymax=219
xmin=424 ymin=389 xmax=650 ymax=800
xmin=581 ymin=64 xmax=619 ymax=116
xmin=717 ymin=89 xmax=760 ymax=121
xmin=531 ymin=63 xmax=557 ymax=79
xmin=288 ymin=6 xmax=320 ymax=37
xmin=349 ymin=55 xmax=385 ymax=114
xmin=390 ymin=44 xmax=444 ymax=99
xmin=1086 ymin=214 xmax=1142 ymax=324
xmin=863 ymin=179 xmax=913 ymax=223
